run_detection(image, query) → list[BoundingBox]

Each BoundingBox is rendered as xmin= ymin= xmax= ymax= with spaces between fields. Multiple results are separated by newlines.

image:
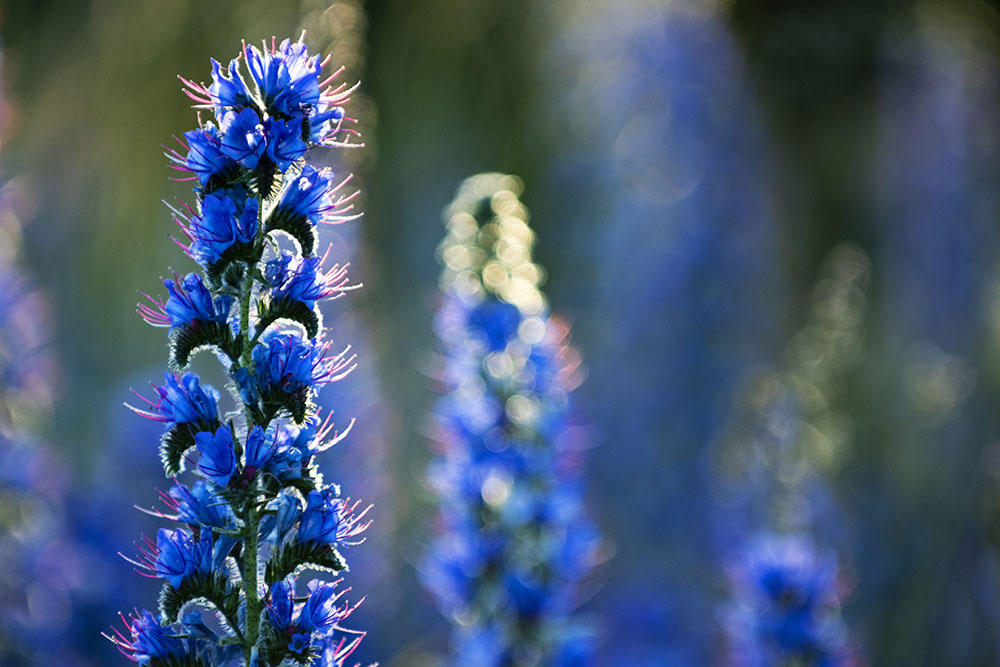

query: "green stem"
xmin=242 ymin=506 xmax=262 ymax=660
xmin=238 ymin=206 xmax=266 ymax=661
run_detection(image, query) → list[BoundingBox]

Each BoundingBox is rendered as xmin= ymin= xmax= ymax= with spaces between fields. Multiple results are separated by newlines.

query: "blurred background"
xmin=1 ymin=0 xmax=999 ymax=664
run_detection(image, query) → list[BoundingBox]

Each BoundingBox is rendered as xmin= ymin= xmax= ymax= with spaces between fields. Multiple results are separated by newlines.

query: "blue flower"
xmin=253 ymin=332 xmax=346 ymax=399
xmin=727 ymin=536 xmax=849 ymax=665
xmin=299 ymin=580 xmax=345 ymax=632
xmin=244 ymin=425 xmax=277 ymax=470
xmin=109 ymin=610 xmax=188 ymax=666
xmin=186 ymin=193 xmax=259 ymax=267
xmin=289 ymin=633 xmax=311 ymax=654
xmin=173 ymin=123 xmax=237 ymax=187
xmin=265 ymin=251 xmax=344 ymax=308
xmin=260 ymin=489 xmax=304 ymax=544
xmin=266 ymin=579 xmax=295 ymax=630
xmin=167 ymin=480 xmax=237 ymax=529
xmin=195 ymin=427 xmax=238 ymax=487
xmin=275 ymin=165 xmax=339 ymax=224
xmin=154 ymin=528 xmax=199 ymax=589
xmin=219 ymin=108 xmax=267 ymax=169
xmin=127 ymin=371 xmax=220 ymax=427
xmin=208 ymin=58 xmax=254 ymax=115
xmin=306 ymin=104 xmax=345 ymax=144
xmin=163 ymin=273 xmax=233 ymax=330
xmin=296 ymin=487 xmax=369 ymax=548
xmin=265 ymin=116 xmax=308 ymax=171
xmin=246 ymin=39 xmax=321 ymax=117
xmin=467 ymin=300 xmax=522 ymax=351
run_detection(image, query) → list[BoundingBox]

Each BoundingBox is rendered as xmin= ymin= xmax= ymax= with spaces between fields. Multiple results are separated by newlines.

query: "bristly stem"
xmin=242 ymin=504 xmax=262 ymax=659
xmin=238 ymin=252 xmax=259 ymax=660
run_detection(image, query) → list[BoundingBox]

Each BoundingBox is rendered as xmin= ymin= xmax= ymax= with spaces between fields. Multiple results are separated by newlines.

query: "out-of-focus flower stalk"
xmin=422 ymin=173 xmax=600 ymax=666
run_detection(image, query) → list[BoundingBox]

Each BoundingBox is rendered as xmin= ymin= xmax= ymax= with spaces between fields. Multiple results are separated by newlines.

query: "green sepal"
xmin=285 ymin=473 xmax=321 ymax=497
xmin=265 ymin=206 xmax=317 ymax=256
xmin=205 ymin=241 xmax=260 ymax=290
xmin=255 ymin=296 xmax=321 ymax=339
xmin=159 ymin=572 xmax=242 ymax=632
xmin=202 ymin=163 xmax=248 ymax=197
xmin=265 ymin=540 xmax=346 ymax=584
xmin=259 ymin=384 xmax=312 ymax=426
xmin=255 ymin=158 xmax=278 ymax=201
xmin=159 ymin=419 xmax=219 ymax=477
xmin=169 ymin=320 xmax=242 ymax=369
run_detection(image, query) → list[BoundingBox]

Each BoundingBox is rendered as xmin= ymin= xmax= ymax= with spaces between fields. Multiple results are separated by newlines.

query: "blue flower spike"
xmin=109 ymin=34 xmax=371 ymax=666
xmin=422 ymin=174 xmax=601 ymax=665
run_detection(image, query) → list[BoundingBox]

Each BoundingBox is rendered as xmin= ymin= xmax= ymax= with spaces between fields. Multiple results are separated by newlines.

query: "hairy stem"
xmin=238 ymin=230 xmax=260 ymax=658
xmin=242 ymin=505 xmax=262 ymax=659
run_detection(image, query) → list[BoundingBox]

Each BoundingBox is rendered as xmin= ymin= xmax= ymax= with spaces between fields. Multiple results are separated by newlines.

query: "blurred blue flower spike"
xmin=422 ymin=173 xmax=601 ymax=666
xmin=716 ymin=245 xmax=871 ymax=666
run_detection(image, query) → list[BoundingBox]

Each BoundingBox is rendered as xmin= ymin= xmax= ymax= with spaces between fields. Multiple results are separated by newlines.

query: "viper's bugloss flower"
xmin=265 ymin=250 xmax=351 ymax=308
xmin=423 ymin=174 xmax=599 ymax=664
xmin=178 ymin=193 xmax=259 ymax=267
xmin=246 ymin=39 xmax=321 ymax=117
xmin=195 ymin=426 xmax=238 ymax=487
xmin=266 ymin=577 xmax=358 ymax=657
xmin=127 ymin=371 xmax=220 ymax=426
xmin=274 ymin=165 xmax=349 ymax=227
xmin=260 ymin=489 xmax=304 ymax=544
xmin=264 ymin=116 xmax=308 ymax=171
xmin=297 ymin=487 xmax=371 ymax=548
xmin=267 ymin=579 xmax=296 ymax=630
xmin=245 ymin=424 xmax=277 ymax=470
xmin=117 ymin=35 xmax=369 ymax=664
xmin=164 ymin=273 xmax=233 ymax=329
xmin=726 ymin=536 xmax=850 ymax=666
xmin=207 ymin=58 xmax=254 ymax=116
xmin=254 ymin=332 xmax=355 ymax=398
xmin=219 ymin=107 xmax=267 ymax=169
xmin=107 ymin=610 xmax=189 ymax=665
xmin=157 ymin=528 xmax=212 ymax=589
xmin=170 ymin=123 xmax=237 ymax=187
xmin=467 ymin=300 xmax=521 ymax=352
xmin=164 ymin=480 xmax=237 ymax=529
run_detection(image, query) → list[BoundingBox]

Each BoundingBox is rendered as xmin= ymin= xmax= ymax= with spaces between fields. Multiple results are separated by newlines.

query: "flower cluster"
xmin=724 ymin=536 xmax=851 ymax=666
xmin=422 ymin=174 xmax=599 ymax=665
xmin=716 ymin=245 xmax=870 ymax=666
xmin=109 ymin=36 xmax=370 ymax=666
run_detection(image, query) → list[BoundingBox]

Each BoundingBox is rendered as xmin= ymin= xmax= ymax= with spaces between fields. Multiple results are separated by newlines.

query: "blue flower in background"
xmin=423 ymin=173 xmax=600 ymax=665
xmin=544 ymin=2 xmax=783 ymax=661
xmin=725 ymin=536 xmax=851 ymax=666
